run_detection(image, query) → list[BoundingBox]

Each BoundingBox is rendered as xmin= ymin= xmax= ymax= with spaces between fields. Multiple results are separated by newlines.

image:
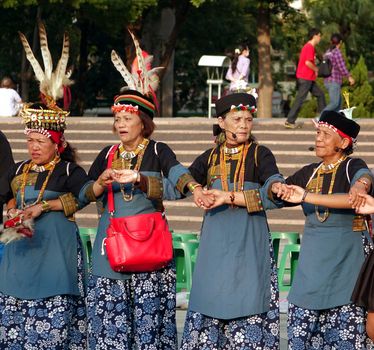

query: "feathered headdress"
xmin=110 ymin=30 xmax=163 ymax=119
xmin=19 ymin=22 xmax=72 ymax=132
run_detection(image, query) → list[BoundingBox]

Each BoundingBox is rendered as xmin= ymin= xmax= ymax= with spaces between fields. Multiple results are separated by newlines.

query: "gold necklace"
xmin=119 ymin=139 xmax=148 ymax=160
xmin=119 ymin=139 xmax=149 ymax=201
xmin=219 ymin=141 xmax=250 ymax=194
xmin=314 ymin=157 xmax=346 ymax=222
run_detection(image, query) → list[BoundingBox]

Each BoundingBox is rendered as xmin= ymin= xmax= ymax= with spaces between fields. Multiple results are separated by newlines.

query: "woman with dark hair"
xmin=225 ymin=44 xmax=250 ymax=93
xmin=79 ymin=33 xmax=212 ymax=350
xmin=277 ymin=110 xmax=373 ymax=348
xmin=323 ymin=33 xmax=355 ymax=112
xmin=180 ymin=92 xmax=287 ymax=350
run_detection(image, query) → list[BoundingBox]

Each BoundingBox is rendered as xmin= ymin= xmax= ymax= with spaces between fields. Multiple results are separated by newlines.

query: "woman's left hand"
xmin=113 ymin=169 xmax=140 ymax=184
xmin=193 ymin=187 xmax=215 ymax=209
xmin=23 ymin=204 xmax=43 ymax=220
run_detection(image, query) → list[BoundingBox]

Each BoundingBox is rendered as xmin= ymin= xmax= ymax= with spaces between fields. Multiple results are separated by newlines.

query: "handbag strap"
xmin=106 ymin=144 xmax=119 ymax=215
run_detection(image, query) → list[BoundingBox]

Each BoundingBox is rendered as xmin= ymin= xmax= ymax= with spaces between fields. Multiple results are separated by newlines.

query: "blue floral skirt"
xmin=0 ymin=238 xmax=87 ymax=349
xmin=288 ymin=303 xmax=373 ymax=349
xmin=288 ymin=234 xmax=374 ymax=350
xmin=180 ymin=239 xmax=279 ymax=350
xmin=87 ymin=262 xmax=177 ymax=350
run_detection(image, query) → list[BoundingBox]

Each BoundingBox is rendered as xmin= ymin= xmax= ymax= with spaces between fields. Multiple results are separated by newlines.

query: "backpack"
xmin=318 ymin=57 xmax=332 ymax=78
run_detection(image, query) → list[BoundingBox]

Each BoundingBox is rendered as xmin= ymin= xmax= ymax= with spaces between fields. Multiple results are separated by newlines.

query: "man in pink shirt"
xmin=285 ymin=28 xmax=326 ymax=129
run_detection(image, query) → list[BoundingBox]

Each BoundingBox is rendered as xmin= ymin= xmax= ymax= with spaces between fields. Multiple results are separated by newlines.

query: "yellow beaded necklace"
xmin=219 ymin=141 xmax=250 ymax=194
xmin=314 ymin=155 xmax=346 ymax=222
xmin=119 ymin=138 xmax=149 ymax=201
xmin=20 ymin=156 xmax=60 ymax=209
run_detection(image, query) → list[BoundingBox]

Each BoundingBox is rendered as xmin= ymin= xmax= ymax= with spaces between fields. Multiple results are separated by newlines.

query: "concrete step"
xmin=2 ymin=117 xmax=373 ymax=234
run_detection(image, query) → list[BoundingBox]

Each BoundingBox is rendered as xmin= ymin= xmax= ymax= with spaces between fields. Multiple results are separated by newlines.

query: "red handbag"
xmin=103 ymin=145 xmax=173 ymax=273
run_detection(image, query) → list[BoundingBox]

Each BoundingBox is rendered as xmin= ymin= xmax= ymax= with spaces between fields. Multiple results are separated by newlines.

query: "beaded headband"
xmin=19 ymin=22 xmax=72 ymax=136
xmin=230 ymin=104 xmax=257 ymax=113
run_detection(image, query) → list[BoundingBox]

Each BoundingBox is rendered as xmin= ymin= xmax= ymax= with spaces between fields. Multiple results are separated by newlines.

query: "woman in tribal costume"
xmin=79 ymin=33 xmax=212 ymax=350
xmin=180 ymin=92 xmax=287 ymax=350
xmin=0 ymin=23 xmax=89 ymax=349
xmin=279 ymin=110 xmax=374 ymax=349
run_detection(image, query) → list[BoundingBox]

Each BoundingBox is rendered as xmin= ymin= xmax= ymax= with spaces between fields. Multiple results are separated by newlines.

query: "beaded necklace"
xmin=219 ymin=141 xmax=250 ymax=194
xmin=19 ymin=156 xmax=60 ymax=209
xmin=314 ymin=155 xmax=346 ymax=222
xmin=119 ymin=138 xmax=149 ymax=201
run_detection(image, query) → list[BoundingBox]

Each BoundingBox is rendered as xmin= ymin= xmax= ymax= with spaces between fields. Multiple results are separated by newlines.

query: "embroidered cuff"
xmin=176 ymin=173 xmax=196 ymax=195
xmin=146 ymin=176 xmax=163 ymax=200
xmin=353 ymin=215 xmax=366 ymax=232
xmin=85 ymin=182 xmax=98 ymax=202
xmin=243 ymin=189 xmax=264 ymax=213
xmin=59 ymin=193 xmax=79 ymax=217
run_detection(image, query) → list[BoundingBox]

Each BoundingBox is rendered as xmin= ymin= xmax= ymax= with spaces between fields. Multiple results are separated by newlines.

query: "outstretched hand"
xmin=352 ymin=193 xmax=373 ymax=214
xmin=199 ymin=189 xmax=229 ymax=210
xmin=349 ymin=182 xmax=368 ymax=209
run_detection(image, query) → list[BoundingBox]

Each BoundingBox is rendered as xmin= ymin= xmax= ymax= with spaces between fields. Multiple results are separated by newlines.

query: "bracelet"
xmin=229 ymin=191 xmax=235 ymax=206
xmin=357 ymin=178 xmax=370 ymax=191
xmin=97 ymin=177 xmax=106 ymax=187
xmin=301 ymin=189 xmax=309 ymax=202
xmin=41 ymin=200 xmax=51 ymax=213
xmin=188 ymin=183 xmax=202 ymax=194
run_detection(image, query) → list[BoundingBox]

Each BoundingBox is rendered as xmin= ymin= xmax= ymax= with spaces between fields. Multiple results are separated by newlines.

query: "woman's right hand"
xmin=97 ymin=169 xmax=116 ymax=187
xmin=7 ymin=208 xmax=22 ymax=219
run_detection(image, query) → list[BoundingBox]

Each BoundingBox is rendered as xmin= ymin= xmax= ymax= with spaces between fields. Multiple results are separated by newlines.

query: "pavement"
xmin=176 ymin=292 xmax=289 ymax=349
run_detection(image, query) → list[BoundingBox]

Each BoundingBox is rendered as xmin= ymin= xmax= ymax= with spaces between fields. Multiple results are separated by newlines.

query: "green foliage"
xmin=345 ymin=56 xmax=374 ymax=118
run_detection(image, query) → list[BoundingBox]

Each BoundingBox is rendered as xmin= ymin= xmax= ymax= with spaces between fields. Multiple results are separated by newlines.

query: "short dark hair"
xmin=330 ymin=33 xmax=343 ymax=46
xmin=139 ymin=112 xmax=156 ymax=138
xmin=308 ymin=28 xmax=321 ymax=40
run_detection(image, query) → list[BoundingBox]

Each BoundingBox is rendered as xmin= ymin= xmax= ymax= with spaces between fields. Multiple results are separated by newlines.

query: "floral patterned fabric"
xmin=288 ymin=303 xmax=372 ymax=350
xmin=288 ymin=235 xmax=374 ymax=350
xmin=87 ymin=262 xmax=177 ymax=350
xmin=0 ymin=239 xmax=87 ymax=349
xmin=180 ymin=239 xmax=279 ymax=350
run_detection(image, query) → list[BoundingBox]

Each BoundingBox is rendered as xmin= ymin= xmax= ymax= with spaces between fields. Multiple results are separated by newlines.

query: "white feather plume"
xmin=19 ymin=22 xmax=72 ymax=102
xmin=111 ymin=50 xmax=136 ymax=90
xmin=111 ymin=30 xmax=163 ymax=95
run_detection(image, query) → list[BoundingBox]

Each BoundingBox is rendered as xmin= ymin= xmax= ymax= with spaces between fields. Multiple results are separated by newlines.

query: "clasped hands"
xmin=271 ymin=181 xmax=372 ymax=214
xmin=97 ymin=169 xmax=140 ymax=186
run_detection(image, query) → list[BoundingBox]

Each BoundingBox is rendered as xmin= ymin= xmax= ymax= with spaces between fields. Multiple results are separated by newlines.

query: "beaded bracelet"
xmin=301 ymin=189 xmax=309 ymax=202
xmin=229 ymin=191 xmax=235 ymax=207
xmin=357 ymin=178 xmax=370 ymax=192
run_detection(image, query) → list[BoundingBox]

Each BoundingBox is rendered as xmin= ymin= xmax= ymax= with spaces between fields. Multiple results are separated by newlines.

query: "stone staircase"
xmin=2 ymin=116 xmax=374 ymax=234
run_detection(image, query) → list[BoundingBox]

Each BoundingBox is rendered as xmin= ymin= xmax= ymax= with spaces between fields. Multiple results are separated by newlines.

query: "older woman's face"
xmin=314 ymin=126 xmax=348 ymax=159
xmin=27 ymin=132 xmax=56 ymax=165
xmin=113 ymin=111 xmax=144 ymax=145
xmin=218 ymin=110 xmax=253 ymax=146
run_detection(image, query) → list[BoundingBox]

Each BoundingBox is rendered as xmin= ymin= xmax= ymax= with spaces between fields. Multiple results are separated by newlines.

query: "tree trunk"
xmin=76 ymin=12 xmax=88 ymax=116
xmin=159 ymin=0 xmax=191 ymax=80
xmin=257 ymin=3 xmax=273 ymax=118
xmin=21 ymin=6 xmax=42 ymax=101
